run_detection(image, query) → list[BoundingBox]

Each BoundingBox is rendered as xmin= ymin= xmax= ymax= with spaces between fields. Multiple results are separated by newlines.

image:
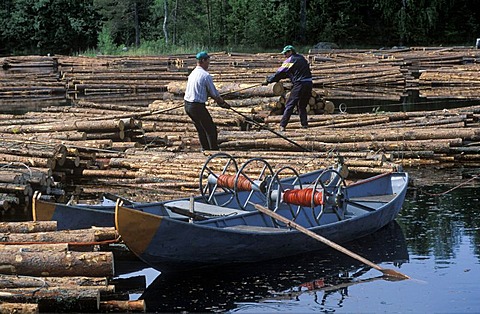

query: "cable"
xmin=420 ymin=175 xmax=479 ymax=197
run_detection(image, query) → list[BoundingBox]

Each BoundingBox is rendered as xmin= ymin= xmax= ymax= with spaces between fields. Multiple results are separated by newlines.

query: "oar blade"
xmin=381 ymin=268 xmax=410 ymax=280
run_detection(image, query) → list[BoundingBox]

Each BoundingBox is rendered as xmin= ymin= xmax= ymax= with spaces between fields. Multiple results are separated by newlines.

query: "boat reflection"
xmin=140 ymin=221 xmax=408 ymax=312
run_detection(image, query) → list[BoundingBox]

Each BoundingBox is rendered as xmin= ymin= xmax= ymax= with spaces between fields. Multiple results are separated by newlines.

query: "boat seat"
xmin=164 ymin=200 xmax=248 ymax=217
xmin=348 ymin=193 xmax=397 ymax=203
xmin=223 ymin=225 xmax=288 ymax=233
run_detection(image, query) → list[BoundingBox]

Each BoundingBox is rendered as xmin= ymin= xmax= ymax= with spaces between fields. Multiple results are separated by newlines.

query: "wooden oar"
xmin=253 ymin=203 xmax=409 ymax=280
xmin=225 ymin=106 xmax=312 ymax=152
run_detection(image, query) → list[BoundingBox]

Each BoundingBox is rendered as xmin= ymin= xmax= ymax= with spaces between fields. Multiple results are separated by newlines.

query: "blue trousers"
xmin=280 ymin=81 xmax=312 ymax=128
xmin=184 ymin=101 xmax=219 ymax=150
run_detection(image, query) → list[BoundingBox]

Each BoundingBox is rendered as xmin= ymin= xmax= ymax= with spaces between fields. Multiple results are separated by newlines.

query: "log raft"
xmin=1 ymin=51 xmax=479 ymax=204
xmin=0 ymin=223 xmax=145 ymax=312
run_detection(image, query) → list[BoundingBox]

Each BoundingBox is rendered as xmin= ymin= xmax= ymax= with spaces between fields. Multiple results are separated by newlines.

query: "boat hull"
xmin=116 ymin=172 xmax=409 ymax=272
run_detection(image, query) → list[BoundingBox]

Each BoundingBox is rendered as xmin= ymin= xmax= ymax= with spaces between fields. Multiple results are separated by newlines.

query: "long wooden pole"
xmin=253 ymin=203 xmax=409 ymax=280
xmin=226 ymin=106 xmax=312 ymax=152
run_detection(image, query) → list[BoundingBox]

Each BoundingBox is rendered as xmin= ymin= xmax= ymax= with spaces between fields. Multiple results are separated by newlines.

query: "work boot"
xmin=302 ymin=125 xmax=308 ymax=129
xmin=279 ymin=126 xmax=286 ymax=132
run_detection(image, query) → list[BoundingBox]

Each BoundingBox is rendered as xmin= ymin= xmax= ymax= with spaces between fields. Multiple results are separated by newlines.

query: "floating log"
xmin=0 ymin=286 xmax=100 ymax=312
xmin=0 ymin=302 xmax=38 ymax=314
xmin=0 ymin=221 xmax=57 ymax=233
xmin=99 ymin=300 xmax=146 ymax=312
xmin=0 ymin=243 xmax=68 ymax=254
xmin=0 ymin=251 xmax=114 ymax=277
xmin=0 ymin=227 xmax=117 ymax=243
xmin=167 ymin=81 xmax=285 ymax=97
xmin=0 ymin=274 xmax=108 ymax=289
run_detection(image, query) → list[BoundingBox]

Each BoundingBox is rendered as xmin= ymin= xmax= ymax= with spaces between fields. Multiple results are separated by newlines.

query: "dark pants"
xmin=280 ymin=81 xmax=313 ymax=128
xmin=184 ymin=101 xmax=219 ymax=150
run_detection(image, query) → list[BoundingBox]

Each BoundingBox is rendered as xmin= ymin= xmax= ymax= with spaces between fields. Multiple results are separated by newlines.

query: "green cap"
xmin=196 ymin=51 xmax=210 ymax=60
xmin=281 ymin=45 xmax=296 ymax=54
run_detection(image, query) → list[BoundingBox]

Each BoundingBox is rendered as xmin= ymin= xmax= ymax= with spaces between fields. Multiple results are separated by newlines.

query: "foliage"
xmin=1 ymin=0 xmax=479 ymax=56
xmin=0 ymin=0 xmax=100 ymax=55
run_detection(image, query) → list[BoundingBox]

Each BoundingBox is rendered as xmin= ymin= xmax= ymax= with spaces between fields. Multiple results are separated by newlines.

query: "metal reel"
xmin=266 ymin=166 xmax=304 ymax=227
xmin=311 ymin=168 xmax=347 ymax=224
xmin=199 ymin=153 xmax=238 ymax=206
xmin=234 ymin=157 xmax=274 ymax=211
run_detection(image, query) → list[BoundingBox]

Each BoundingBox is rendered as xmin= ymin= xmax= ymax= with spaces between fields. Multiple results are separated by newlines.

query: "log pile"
xmin=2 ymin=47 xmax=480 ymax=112
xmin=0 ymin=221 xmax=146 ymax=312
xmin=0 ymin=97 xmax=478 ymax=205
xmin=0 ymin=49 xmax=479 ymax=204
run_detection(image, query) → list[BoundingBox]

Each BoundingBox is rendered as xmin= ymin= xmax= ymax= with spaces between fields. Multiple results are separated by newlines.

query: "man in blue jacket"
xmin=264 ymin=45 xmax=312 ymax=131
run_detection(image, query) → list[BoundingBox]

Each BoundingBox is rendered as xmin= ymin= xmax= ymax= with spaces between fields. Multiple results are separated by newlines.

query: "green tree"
xmin=1 ymin=0 xmax=99 ymax=54
xmin=93 ymin=0 xmax=150 ymax=48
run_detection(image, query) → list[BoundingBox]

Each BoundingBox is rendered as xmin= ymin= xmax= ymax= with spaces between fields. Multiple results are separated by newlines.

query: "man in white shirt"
xmin=184 ymin=51 xmax=229 ymax=151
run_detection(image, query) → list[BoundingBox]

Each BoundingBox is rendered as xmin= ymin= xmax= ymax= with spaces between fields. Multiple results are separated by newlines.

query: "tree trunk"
xmin=0 ymin=221 xmax=57 ymax=233
xmin=0 ymin=274 xmax=108 ymax=289
xmin=134 ymin=1 xmax=140 ymax=47
xmin=0 ymin=302 xmax=38 ymax=314
xmin=163 ymin=0 xmax=169 ymax=44
xmin=299 ymin=0 xmax=307 ymax=43
xmin=0 ymin=228 xmax=117 ymax=243
xmin=0 ymin=286 xmax=100 ymax=312
xmin=100 ymin=300 xmax=146 ymax=312
xmin=0 ymin=251 xmax=114 ymax=277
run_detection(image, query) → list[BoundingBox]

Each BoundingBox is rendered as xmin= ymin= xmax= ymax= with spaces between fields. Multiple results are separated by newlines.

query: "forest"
xmin=1 ymin=0 xmax=480 ymax=56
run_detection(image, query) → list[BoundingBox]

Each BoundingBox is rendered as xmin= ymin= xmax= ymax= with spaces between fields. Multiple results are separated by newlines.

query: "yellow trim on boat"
xmin=115 ymin=202 xmax=162 ymax=255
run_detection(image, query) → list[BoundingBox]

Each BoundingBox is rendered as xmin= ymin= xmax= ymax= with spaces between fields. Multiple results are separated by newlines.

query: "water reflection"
xmin=141 ymin=221 xmax=408 ymax=312
xmin=398 ymin=186 xmax=480 ymax=260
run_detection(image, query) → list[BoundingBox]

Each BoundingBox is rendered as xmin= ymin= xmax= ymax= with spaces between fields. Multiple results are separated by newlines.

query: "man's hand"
xmin=218 ymin=101 xmax=231 ymax=109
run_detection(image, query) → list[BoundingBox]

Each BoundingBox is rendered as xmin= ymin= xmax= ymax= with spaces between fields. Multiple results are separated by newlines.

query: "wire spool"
xmin=199 ymin=153 xmax=238 ymax=206
xmin=216 ymin=174 xmax=252 ymax=191
xmin=234 ymin=157 xmax=273 ymax=211
xmin=283 ymin=188 xmax=324 ymax=207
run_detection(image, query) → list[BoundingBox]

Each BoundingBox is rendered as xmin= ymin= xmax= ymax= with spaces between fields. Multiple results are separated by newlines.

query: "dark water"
xmin=118 ymin=177 xmax=480 ymax=313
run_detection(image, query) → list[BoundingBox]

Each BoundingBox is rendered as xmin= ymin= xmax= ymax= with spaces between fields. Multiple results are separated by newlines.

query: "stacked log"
xmin=0 ymin=99 xmax=478 ymax=204
xmin=0 ymin=108 xmax=146 ymax=206
xmin=0 ymin=222 xmax=145 ymax=312
xmin=0 ymin=50 xmax=480 ymax=204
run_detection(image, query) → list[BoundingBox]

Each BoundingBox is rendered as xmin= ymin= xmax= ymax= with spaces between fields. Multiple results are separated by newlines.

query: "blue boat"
xmin=115 ymin=167 xmax=408 ymax=273
xmin=32 ymin=153 xmax=343 ymax=230
xmin=140 ymin=221 xmax=408 ymax=312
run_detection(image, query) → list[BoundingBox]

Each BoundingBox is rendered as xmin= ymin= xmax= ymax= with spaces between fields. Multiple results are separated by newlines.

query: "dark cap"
xmin=196 ymin=51 xmax=210 ymax=60
xmin=281 ymin=45 xmax=296 ymax=54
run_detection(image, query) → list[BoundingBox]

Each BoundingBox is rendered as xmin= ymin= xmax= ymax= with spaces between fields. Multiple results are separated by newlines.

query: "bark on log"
xmin=0 ymin=228 xmax=118 ymax=243
xmin=0 ymin=286 xmax=100 ymax=312
xmin=0 ymin=221 xmax=57 ymax=233
xmin=0 ymin=153 xmax=56 ymax=169
xmin=0 ymin=274 xmax=108 ymax=289
xmin=0 ymin=251 xmax=114 ymax=277
xmin=167 ymin=81 xmax=285 ymax=97
xmin=0 ymin=182 xmax=33 ymax=196
xmin=0 ymin=119 xmax=125 ymax=133
xmin=99 ymin=300 xmax=146 ymax=312
xmin=0 ymin=243 xmax=68 ymax=253
xmin=0 ymin=302 xmax=38 ymax=314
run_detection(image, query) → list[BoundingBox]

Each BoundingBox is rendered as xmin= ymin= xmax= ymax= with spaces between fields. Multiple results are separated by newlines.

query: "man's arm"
xmin=205 ymin=75 xmax=229 ymax=108
xmin=266 ymin=57 xmax=293 ymax=83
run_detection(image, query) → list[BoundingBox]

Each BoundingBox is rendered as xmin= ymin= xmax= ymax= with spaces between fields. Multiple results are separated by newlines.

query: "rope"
xmin=283 ymin=188 xmax=323 ymax=207
xmin=333 ymin=96 xmax=479 ymax=113
xmin=217 ymin=174 xmax=252 ymax=191
xmin=420 ymin=175 xmax=479 ymax=197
